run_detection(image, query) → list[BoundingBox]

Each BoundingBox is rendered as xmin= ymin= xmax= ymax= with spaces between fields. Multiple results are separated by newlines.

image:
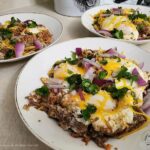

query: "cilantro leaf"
xmin=111 ymin=29 xmax=123 ymax=39
xmin=66 ymin=74 xmax=82 ymax=90
xmin=35 ymin=86 xmax=49 ymax=96
xmin=4 ymin=49 xmax=15 ymax=59
xmin=27 ymin=20 xmax=37 ymax=28
xmin=0 ymin=28 xmax=12 ymax=39
xmin=65 ymin=52 xmax=79 ymax=65
xmin=81 ymin=104 xmax=97 ymax=120
xmin=105 ymin=85 xmax=128 ymax=99
xmin=99 ymin=59 xmax=108 ymax=65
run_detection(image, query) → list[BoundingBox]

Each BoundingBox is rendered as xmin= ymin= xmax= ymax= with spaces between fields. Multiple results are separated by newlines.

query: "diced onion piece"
xmin=47 ymin=84 xmax=66 ymax=89
xmin=138 ymin=62 xmax=144 ymax=69
xmin=48 ymin=78 xmax=63 ymax=85
xmin=77 ymin=88 xmax=85 ymax=101
xmin=76 ymin=48 xmax=82 ymax=57
xmin=83 ymin=58 xmax=101 ymax=68
xmin=34 ymin=40 xmax=43 ymax=50
xmin=98 ymin=30 xmax=112 ymax=37
xmin=93 ymin=78 xmax=113 ymax=87
xmin=15 ymin=42 xmax=25 ymax=57
xmin=84 ymin=67 xmax=95 ymax=81
xmin=132 ymin=68 xmax=147 ymax=86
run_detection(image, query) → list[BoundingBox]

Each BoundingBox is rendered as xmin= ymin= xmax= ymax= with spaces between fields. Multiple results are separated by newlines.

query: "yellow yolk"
xmin=103 ymin=59 xmax=121 ymax=78
xmin=54 ymin=62 xmax=85 ymax=79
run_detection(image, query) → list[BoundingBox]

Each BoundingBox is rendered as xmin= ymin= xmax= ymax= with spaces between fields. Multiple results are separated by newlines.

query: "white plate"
xmin=0 ymin=12 xmax=63 ymax=63
xmin=15 ymin=38 xmax=150 ymax=150
xmin=81 ymin=4 xmax=150 ymax=45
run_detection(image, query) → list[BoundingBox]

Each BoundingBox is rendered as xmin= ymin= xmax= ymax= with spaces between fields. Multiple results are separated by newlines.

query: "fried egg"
xmin=101 ymin=15 xmax=139 ymax=40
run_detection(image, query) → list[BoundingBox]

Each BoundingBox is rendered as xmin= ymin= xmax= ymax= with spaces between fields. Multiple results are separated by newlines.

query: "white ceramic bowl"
xmin=15 ymin=38 xmax=150 ymax=150
xmin=0 ymin=12 xmax=63 ymax=63
xmin=81 ymin=4 xmax=150 ymax=45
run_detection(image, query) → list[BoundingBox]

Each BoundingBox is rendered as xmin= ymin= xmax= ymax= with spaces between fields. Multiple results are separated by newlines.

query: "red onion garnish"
xmin=83 ymin=61 xmax=92 ymax=70
xmin=84 ymin=67 xmax=95 ymax=81
xmin=98 ymin=30 xmax=112 ymax=37
xmin=93 ymin=78 xmax=113 ymax=87
xmin=15 ymin=42 xmax=25 ymax=57
xmin=76 ymin=48 xmax=82 ymax=57
xmin=77 ymin=88 xmax=85 ymax=101
xmin=83 ymin=58 xmax=101 ymax=69
xmin=34 ymin=40 xmax=43 ymax=50
xmin=107 ymin=48 xmax=126 ymax=58
xmin=138 ymin=62 xmax=144 ymax=69
xmin=132 ymin=68 xmax=147 ymax=86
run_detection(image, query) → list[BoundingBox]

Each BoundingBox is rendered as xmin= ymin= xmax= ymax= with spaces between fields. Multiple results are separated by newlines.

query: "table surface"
xmin=0 ymin=2 xmax=150 ymax=150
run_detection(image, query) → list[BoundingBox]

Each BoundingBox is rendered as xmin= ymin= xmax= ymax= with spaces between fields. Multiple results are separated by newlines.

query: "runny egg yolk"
xmin=53 ymin=62 xmax=85 ymax=79
xmin=102 ymin=59 xmax=121 ymax=79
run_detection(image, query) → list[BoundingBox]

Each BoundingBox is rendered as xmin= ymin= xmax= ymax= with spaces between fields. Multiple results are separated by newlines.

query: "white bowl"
xmin=81 ymin=4 xmax=150 ymax=45
xmin=15 ymin=37 xmax=150 ymax=150
xmin=0 ymin=12 xmax=63 ymax=63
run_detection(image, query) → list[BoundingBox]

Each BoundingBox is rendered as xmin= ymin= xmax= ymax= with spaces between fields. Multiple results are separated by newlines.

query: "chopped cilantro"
xmin=98 ymin=71 xmax=108 ymax=79
xmin=10 ymin=39 xmax=17 ymax=45
xmin=65 ymin=52 xmax=79 ymax=65
xmin=105 ymin=85 xmax=128 ymax=99
xmin=116 ymin=66 xmax=138 ymax=84
xmin=8 ymin=17 xmax=20 ymax=27
xmin=81 ymin=104 xmax=97 ymax=120
xmin=35 ymin=86 xmax=49 ymax=96
xmin=0 ymin=28 xmax=12 ymax=39
xmin=100 ymin=59 xmax=108 ymax=65
xmin=27 ymin=20 xmax=37 ymax=28
xmin=66 ymin=74 xmax=82 ymax=90
xmin=4 ymin=49 xmax=15 ymax=59
xmin=82 ymin=79 xmax=99 ymax=95
xmin=111 ymin=29 xmax=123 ymax=39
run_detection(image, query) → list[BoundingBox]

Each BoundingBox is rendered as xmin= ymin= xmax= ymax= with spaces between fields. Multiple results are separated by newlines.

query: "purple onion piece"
xmin=137 ymin=76 xmax=147 ymax=86
xmin=34 ymin=40 xmax=43 ymax=50
xmin=75 ymin=48 xmax=82 ymax=57
xmin=132 ymin=68 xmax=139 ymax=76
xmin=138 ymin=62 xmax=144 ymax=69
xmin=15 ymin=42 xmax=25 ymax=57
xmin=77 ymin=88 xmax=85 ymax=101
xmin=98 ymin=30 xmax=112 ymax=37
xmin=93 ymin=78 xmax=113 ymax=87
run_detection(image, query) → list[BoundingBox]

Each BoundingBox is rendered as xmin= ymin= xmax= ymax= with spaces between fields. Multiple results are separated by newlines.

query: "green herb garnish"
xmin=116 ymin=66 xmax=138 ymax=84
xmin=67 ymin=69 xmax=73 ymax=74
xmin=4 ymin=49 xmax=15 ymax=59
xmin=81 ymin=104 xmax=97 ymax=121
xmin=100 ymin=59 xmax=108 ymax=65
xmin=65 ymin=52 xmax=79 ymax=65
xmin=98 ymin=71 xmax=108 ymax=79
xmin=0 ymin=28 xmax=12 ymax=39
xmin=27 ymin=20 xmax=37 ymax=28
xmin=8 ymin=17 xmax=21 ymax=27
xmin=35 ymin=86 xmax=49 ymax=96
xmin=111 ymin=29 xmax=123 ymax=39
xmin=10 ymin=39 xmax=17 ymax=45
xmin=105 ymin=85 xmax=128 ymax=99
xmin=66 ymin=74 xmax=82 ymax=90
xmin=82 ymin=79 xmax=99 ymax=95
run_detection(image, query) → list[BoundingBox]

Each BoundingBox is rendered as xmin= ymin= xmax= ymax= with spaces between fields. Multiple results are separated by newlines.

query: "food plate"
xmin=15 ymin=38 xmax=150 ymax=150
xmin=81 ymin=4 xmax=150 ymax=45
xmin=0 ymin=12 xmax=63 ymax=63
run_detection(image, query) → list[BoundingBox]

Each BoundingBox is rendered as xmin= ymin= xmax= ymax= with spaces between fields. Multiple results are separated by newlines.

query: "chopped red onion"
xmin=132 ymin=68 xmax=139 ymax=76
xmin=83 ymin=58 xmax=101 ymax=69
xmin=98 ymin=30 xmax=112 ymax=37
xmin=76 ymin=48 xmax=82 ymax=57
xmin=132 ymin=68 xmax=147 ymax=86
xmin=93 ymin=78 xmax=113 ymax=87
xmin=138 ymin=62 xmax=144 ymax=69
xmin=137 ymin=76 xmax=147 ymax=86
xmin=15 ymin=42 xmax=25 ymax=57
xmin=83 ymin=61 xmax=92 ymax=70
xmin=84 ymin=67 xmax=95 ymax=81
xmin=77 ymin=88 xmax=85 ymax=101
xmin=34 ymin=40 xmax=43 ymax=50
